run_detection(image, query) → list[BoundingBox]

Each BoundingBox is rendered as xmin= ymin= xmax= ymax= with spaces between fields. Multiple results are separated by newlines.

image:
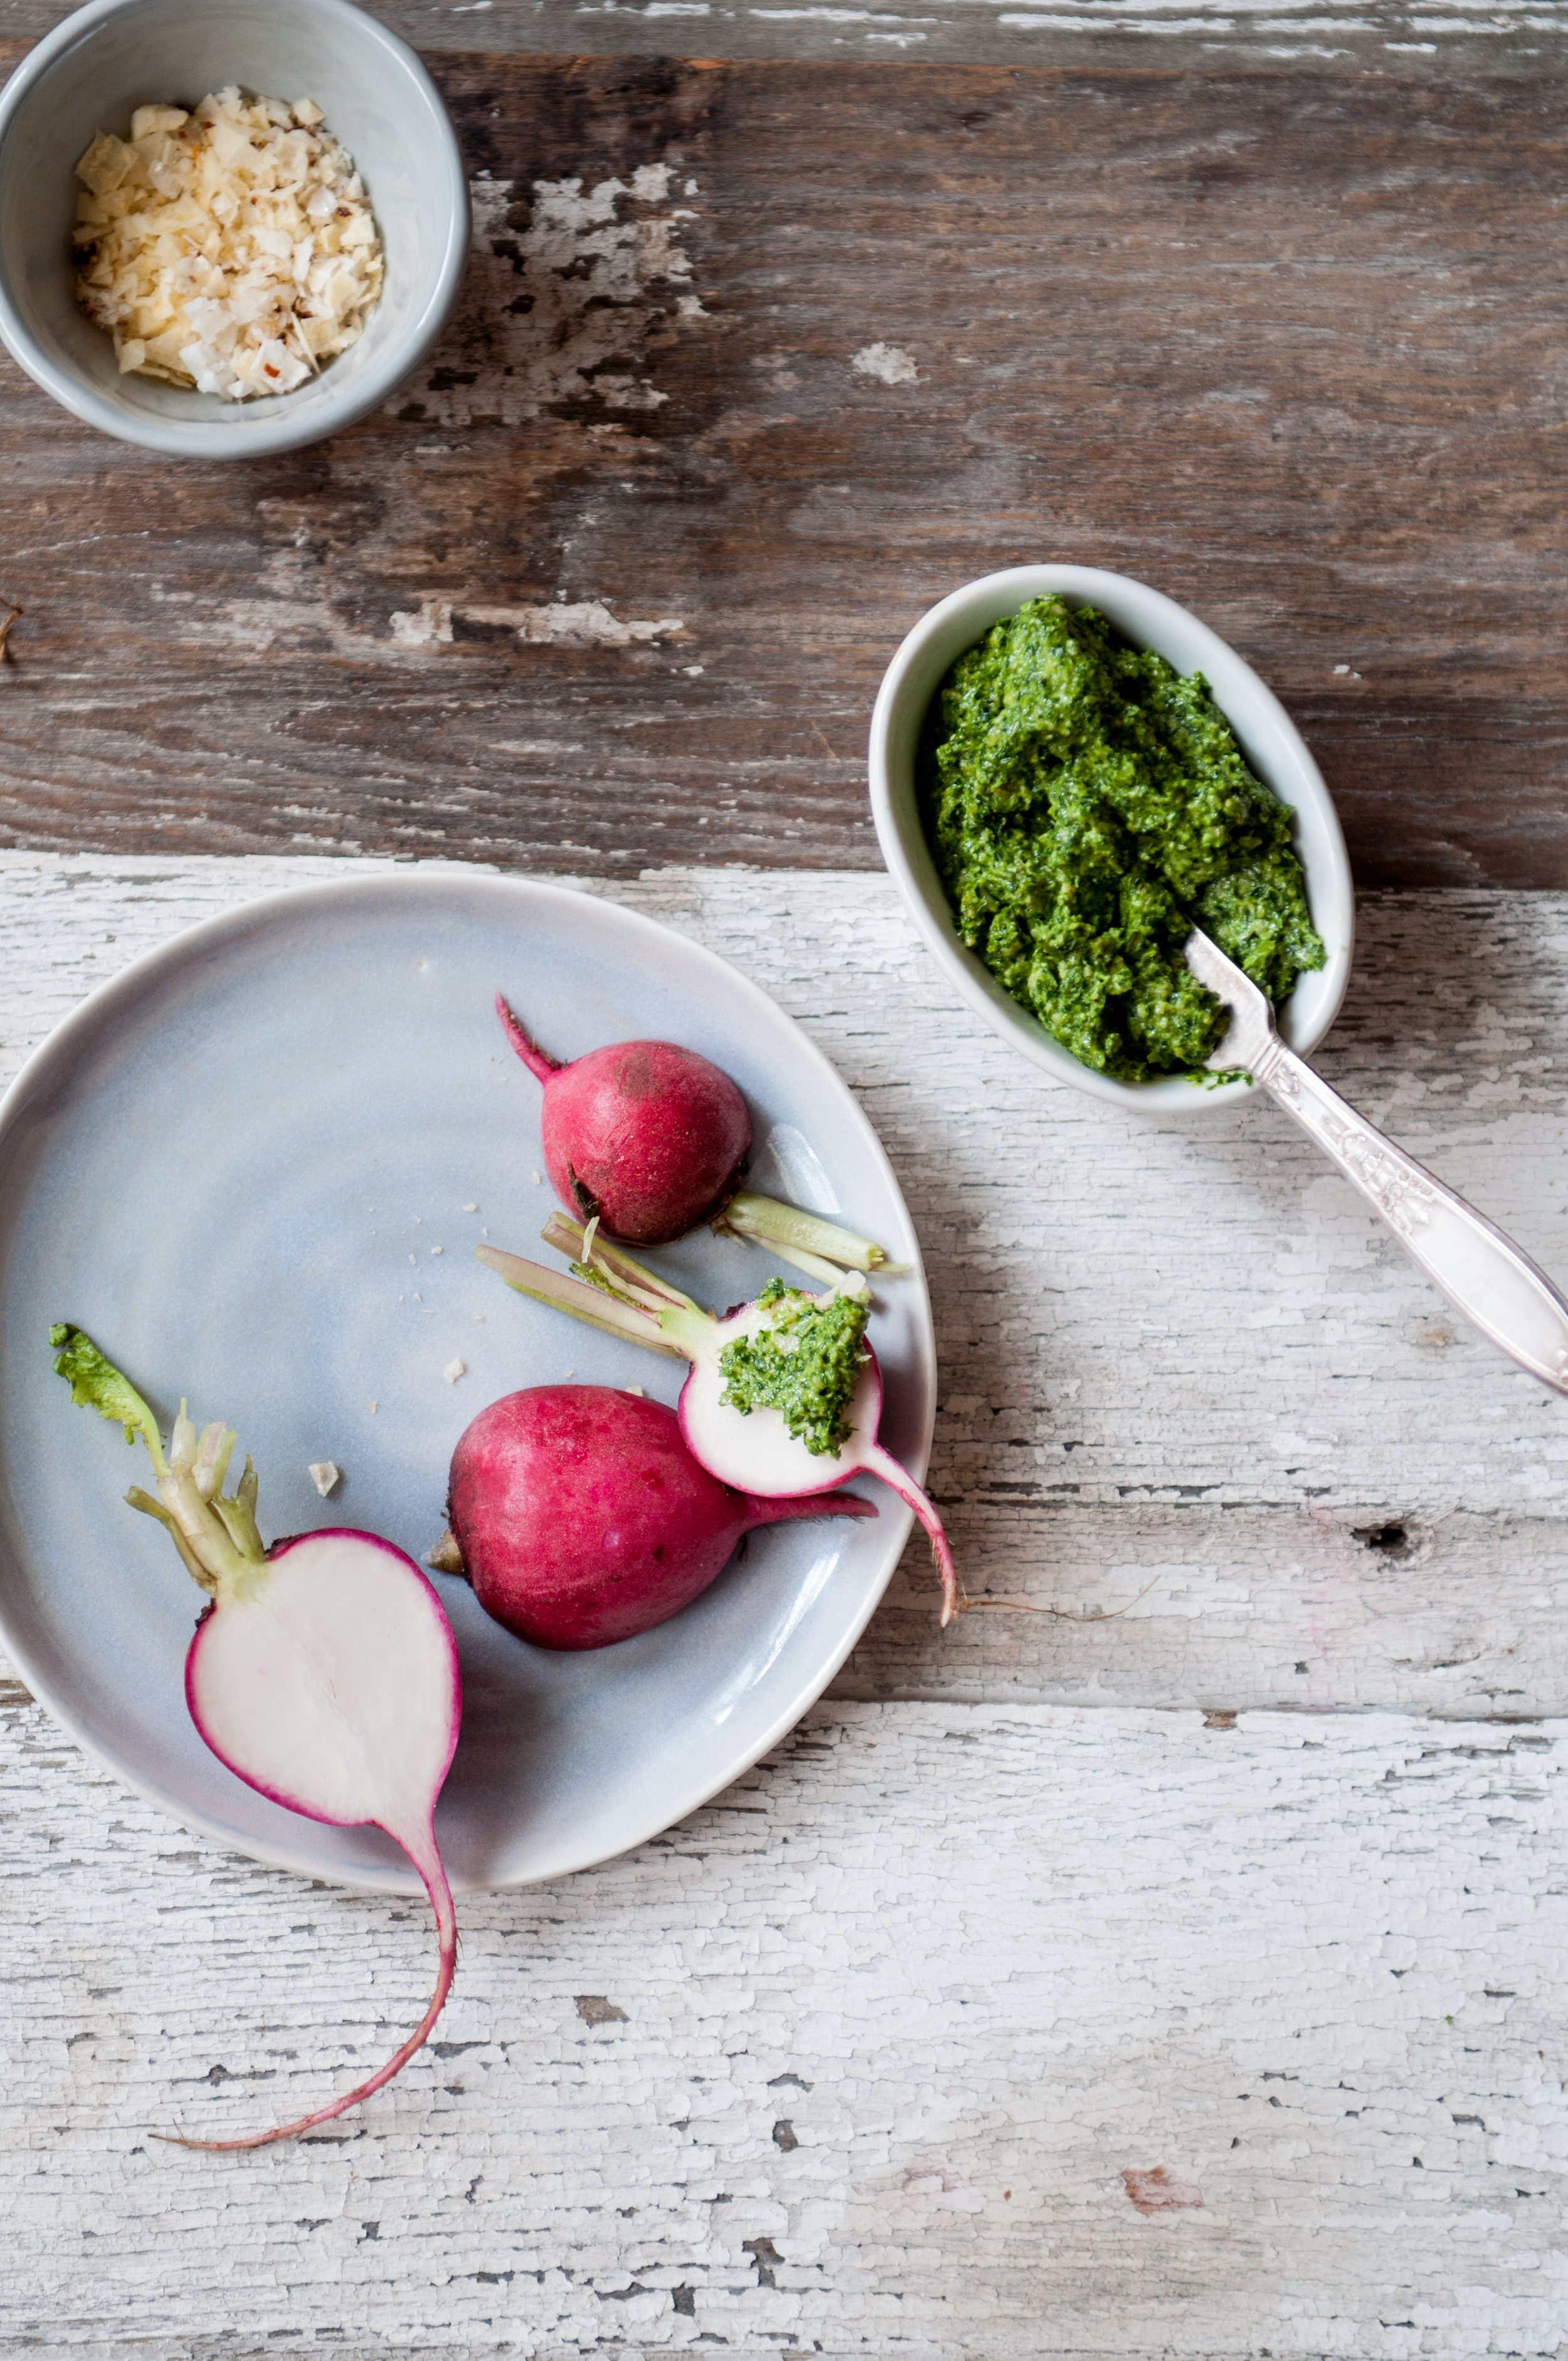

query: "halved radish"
xmin=51 ymin=1323 xmax=462 ymax=2151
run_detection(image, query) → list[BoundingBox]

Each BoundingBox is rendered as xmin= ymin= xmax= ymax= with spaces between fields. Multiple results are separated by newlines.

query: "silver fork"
xmin=1184 ymin=926 xmax=1568 ymax=1394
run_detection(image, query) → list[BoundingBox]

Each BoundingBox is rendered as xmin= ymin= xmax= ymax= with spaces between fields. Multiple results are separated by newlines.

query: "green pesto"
xmin=921 ymin=596 xmax=1327 ymax=1084
xmin=718 ymin=1279 xmax=869 ymax=1458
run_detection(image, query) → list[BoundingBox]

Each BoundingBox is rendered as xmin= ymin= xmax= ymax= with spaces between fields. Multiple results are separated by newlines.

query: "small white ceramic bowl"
xmin=0 ymin=0 xmax=469 ymax=458
xmin=869 ymin=564 xmax=1355 ymax=1113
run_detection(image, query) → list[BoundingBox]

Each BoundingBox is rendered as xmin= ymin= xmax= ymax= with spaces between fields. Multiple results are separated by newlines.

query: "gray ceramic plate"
xmin=0 ymin=873 xmax=934 ymax=1894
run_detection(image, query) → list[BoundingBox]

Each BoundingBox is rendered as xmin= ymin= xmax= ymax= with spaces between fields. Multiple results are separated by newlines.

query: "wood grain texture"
xmin=6 ymin=1697 xmax=1568 ymax=2355
xmin=0 ymin=60 xmax=1565 ymax=884
xmin=9 ymin=857 xmax=1568 ymax=2355
xmin=5 ymin=855 xmax=1568 ymax=1722
xmin=9 ymin=0 xmax=1568 ymax=77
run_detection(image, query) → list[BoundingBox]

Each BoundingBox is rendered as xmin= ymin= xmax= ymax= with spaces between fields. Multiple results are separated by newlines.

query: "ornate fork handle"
xmin=1254 ymin=1034 xmax=1568 ymax=1394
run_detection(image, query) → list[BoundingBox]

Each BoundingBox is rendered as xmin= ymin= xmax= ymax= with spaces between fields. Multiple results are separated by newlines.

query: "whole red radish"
xmin=477 ymin=1227 xmax=959 ymax=1626
xmin=51 ymin=1324 xmax=462 ymax=2153
xmin=442 ymin=1384 xmax=876 ymax=1649
xmin=497 ymin=994 xmax=751 ymax=1243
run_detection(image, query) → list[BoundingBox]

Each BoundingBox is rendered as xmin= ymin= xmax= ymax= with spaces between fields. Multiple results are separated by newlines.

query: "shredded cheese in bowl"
xmin=72 ymin=87 xmax=384 ymax=402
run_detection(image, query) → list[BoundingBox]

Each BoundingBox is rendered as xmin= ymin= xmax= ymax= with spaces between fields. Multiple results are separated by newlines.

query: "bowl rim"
xmin=0 ymin=0 xmax=470 ymax=459
xmin=867 ymin=563 xmax=1356 ymax=1114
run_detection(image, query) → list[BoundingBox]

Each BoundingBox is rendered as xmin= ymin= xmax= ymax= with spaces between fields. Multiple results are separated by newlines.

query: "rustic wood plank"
xmin=8 ymin=0 xmax=1567 ymax=86
xmin=5 ymin=1695 xmax=1568 ymax=2356
xmin=6 ymin=854 xmax=1568 ymax=1721
xmin=0 ymin=61 xmax=1565 ymax=884
xmin=8 ymin=859 xmax=1568 ymax=2353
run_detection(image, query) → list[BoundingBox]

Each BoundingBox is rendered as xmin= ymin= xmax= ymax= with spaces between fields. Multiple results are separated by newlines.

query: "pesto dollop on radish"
xmin=475 ymin=1223 xmax=958 ymax=1625
xmin=496 ymin=994 xmax=905 ymax=1285
xmin=50 ymin=1324 xmax=462 ymax=2152
xmin=716 ymin=1278 xmax=871 ymax=1457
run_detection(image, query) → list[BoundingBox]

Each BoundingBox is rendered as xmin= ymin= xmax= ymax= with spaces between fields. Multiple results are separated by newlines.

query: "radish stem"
xmin=715 ymin=1191 xmax=908 ymax=1277
xmin=495 ymin=991 xmax=560 ymax=1086
xmin=475 ymin=1242 xmax=690 ymax=1359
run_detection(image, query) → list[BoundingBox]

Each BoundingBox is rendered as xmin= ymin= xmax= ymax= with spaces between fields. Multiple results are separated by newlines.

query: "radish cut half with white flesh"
xmin=475 ymin=1224 xmax=958 ymax=1625
xmin=50 ymin=1325 xmax=462 ymax=2152
xmin=675 ymin=1306 xmax=942 ymax=1571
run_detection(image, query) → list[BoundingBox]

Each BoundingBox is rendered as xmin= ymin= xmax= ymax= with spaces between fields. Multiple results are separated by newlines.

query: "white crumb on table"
xmin=307 ymin=1460 xmax=339 ymax=1497
xmin=443 ymin=1359 xmax=466 ymax=1383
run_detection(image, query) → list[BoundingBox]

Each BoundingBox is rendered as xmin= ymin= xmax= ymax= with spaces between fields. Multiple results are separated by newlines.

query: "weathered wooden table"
xmin=4 ymin=9 xmax=1568 ymax=2355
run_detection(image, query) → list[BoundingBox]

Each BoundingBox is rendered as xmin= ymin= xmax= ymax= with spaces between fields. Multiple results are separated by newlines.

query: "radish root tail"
xmin=859 ymin=1441 xmax=958 ymax=1627
xmin=495 ymin=992 xmax=560 ymax=1086
xmin=156 ymin=1825 xmax=457 ymax=2153
xmin=956 ymin=1569 xmax=1167 ymax=1624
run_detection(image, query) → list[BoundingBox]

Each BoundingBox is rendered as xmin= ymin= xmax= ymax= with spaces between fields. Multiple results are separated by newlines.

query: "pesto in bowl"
xmin=921 ymin=595 xmax=1326 ymax=1085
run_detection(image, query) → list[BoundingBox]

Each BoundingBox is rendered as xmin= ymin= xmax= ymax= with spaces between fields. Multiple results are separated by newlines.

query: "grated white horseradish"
xmin=73 ymin=88 xmax=383 ymax=401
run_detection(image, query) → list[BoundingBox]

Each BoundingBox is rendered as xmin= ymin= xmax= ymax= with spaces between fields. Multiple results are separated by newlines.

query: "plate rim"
xmin=0 ymin=866 xmax=937 ymax=1894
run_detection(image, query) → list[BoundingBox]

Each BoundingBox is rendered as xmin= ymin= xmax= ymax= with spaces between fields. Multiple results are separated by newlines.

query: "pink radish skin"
xmin=181 ymin=1529 xmax=461 ymax=2150
xmin=50 ymin=1325 xmax=463 ymax=2152
xmin=677 ymin=1317 xmax=957 ymax=1625
xmin=445 ymin=1384 xmax=876 ymax=1650
xmin=474 ymin=1238 xmax=959 ymax=1625
xmin=497 ymin=994 xmax=751 ymax=1244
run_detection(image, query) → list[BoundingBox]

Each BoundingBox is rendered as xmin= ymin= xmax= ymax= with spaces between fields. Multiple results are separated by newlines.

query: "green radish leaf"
xmin=50 ymin=1322 xmax=161 ymax=1450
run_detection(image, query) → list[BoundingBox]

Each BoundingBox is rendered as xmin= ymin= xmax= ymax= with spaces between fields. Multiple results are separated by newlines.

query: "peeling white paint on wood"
xmin=391 ymin=598 xmax=686 ymax=650
xmin=3 ymin=856 xmax=1568 ymax=1722
xmin=8 ymin=0 xmax=1568 ymax=73
xmin=4 ymin=1696 xmax=1568 ymax=2356
xmin=389 ymin=598 xmax=456 ymax=647
xmin=395 ymin=167 xmax=709 ymax=433
xmin=465 ymin=599 xmax=687 ymax=645
xmin=6 ymin=855 xmax=1568 ymax=2351
xmin=850 ymin=341 xmax=920 ymax=385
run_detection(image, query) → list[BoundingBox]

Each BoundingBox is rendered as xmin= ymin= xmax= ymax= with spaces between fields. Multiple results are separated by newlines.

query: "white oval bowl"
xmin=868 ymin=565 xmax=1355 ymax=1113
xmin=0 ymin=0 xmax=469 ymax=459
